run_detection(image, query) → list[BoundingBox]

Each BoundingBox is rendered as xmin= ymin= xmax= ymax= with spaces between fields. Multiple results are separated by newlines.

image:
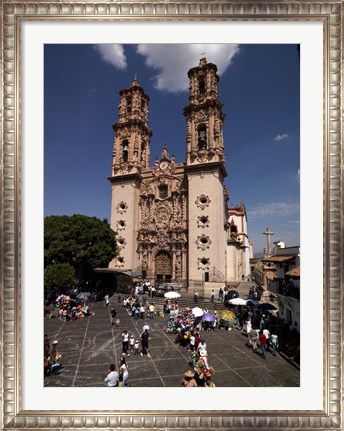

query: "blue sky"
xmin=44 ymin=43 xmax=300 ymax=255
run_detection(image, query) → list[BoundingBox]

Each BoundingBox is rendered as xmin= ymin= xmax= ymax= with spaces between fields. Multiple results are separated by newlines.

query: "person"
xmin=140 ymin=304 xmax=145 ymax=319
xmin=149 ymin=303 xmax=155 ymax=320
xmin=259 ymin=330 xmax=267 ymax=359
xmin=121 ymin=330 xmax=130 ymax=356
xmin=134 ymin=339 xmax=140 ymax=355
xmin=110 ymin=308 xmax=117 ymax=328
xmin=189 ymin=333 xmax=196 ymax=351
xmin=119 ymin=356 xmax=129 ymax=386
xmin=49 ymin=340 xmax=62 ymax=375
xmin=104 ymin=364 xmax=119 ymax=387
xmin=104 ymin=294 xmax=109 ymax=307
xmin=249 ymin=328 xmax=259 ymax=351
xmin=118 ymin=374 xmax=124 ymax=387
xmin=218 ymin=287 xmax=224 ymax=302
xmin=260 ymin=314 xmax=267 ymax=330
xmin=210 ymin=290 xmax=215 ymax=303
xmin=204 ymin=376 xmax=216 ymax=387
xmin=270 ymin=333 xmax=279 ymax=356
xmin=129 ymin=334 xmax=135 ymax=353
xmin=194 ymin=290 xmax=199 ymax=303
xmin=197 ymin=339 xmax=207 ymax=354
xmin=181 ymin=370 xmax=197 ymax=387
xmin=140 ymin=328 xmax=150 ymax=357
xmin=194 ymin=350 xmax=210 ymax=385
xmin=49 ymin=302 xmax=55 ymax=319
xmin=263 ymin=327 xmax=271 ymax=351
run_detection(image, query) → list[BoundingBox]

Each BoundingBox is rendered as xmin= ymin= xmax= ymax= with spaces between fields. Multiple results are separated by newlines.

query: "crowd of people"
xmin=47 ymin=293 xmax=95 ymax=321
xmin=45 ymin=282 xmax=298 ymax=387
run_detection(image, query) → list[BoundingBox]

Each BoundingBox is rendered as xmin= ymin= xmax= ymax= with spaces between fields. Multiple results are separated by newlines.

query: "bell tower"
xmin=109 ymin=79 xmax=153 ymax=272
xmin=183 ymin=58 xmax=225 ymax=165
xmin=185 ymin=58 xmax=227 ymax=287
xmin=112 ymin=79 xmax=153 ymax=176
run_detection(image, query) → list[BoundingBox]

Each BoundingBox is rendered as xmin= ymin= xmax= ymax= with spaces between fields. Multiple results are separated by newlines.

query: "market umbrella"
xmin=191 ymin=307 xmax=204 ymax=317
xmin=202 ymin=312 xmax=217 ymax=322
xmin=258 ymin=303 xmax=277 ymax=311
xmin=246 ymin=299 xmax=258 ymax=307
xmin=220 ymin=310 xmax=235 ymax=321
xmin=164 ymin=291 xmax=181 ymax=299
xmin=228 ymin=298 xmax=247 ymax=306
xmin=227 ymin=290 xmax=239 ymax=300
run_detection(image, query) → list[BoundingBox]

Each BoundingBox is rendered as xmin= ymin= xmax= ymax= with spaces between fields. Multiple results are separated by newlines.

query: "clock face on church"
xmin=160 ymin=161 xmax=168 ymax=170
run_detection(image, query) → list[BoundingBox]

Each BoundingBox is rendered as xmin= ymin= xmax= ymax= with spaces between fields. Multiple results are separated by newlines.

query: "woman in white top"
xmin=104 ymin=364 xmax=119 ymax=387
xmin=119 ymin=357 xmax=129 ymax=386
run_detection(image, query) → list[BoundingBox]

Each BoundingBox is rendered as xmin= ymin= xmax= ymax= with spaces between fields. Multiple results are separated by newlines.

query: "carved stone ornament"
xmin=196 ymin=234 xmax=212 ymax=251
xmin=196 ymin=194 xmax=211 ymax=210
xmin=115 ymin=256 xmax=125 ymax=268
xmin=116 ymin=201 xmax=128 ymax=214
xmin=155 ymin=205 xmax=171 ymax=229
xmin=116 ymin=219 xmax=126 ymax=231
xmin=197 ymin=214 xmax=209 ymax=228
xmin=117 ymin=236 xmax=126 ymax=249
xmin=197 ymin=256 xmax=210 ymax=270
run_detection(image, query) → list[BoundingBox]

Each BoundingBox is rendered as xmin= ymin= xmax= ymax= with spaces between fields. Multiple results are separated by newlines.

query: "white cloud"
xmin=248 ymin=200 xmax=300 ymax=218
xmin=274 ymin=133 xmax=289 ymax=142
xmin=136 ymin=44 xmax=240 ymax=92
xmin=93 ymin=44 xmax=127 ymax=70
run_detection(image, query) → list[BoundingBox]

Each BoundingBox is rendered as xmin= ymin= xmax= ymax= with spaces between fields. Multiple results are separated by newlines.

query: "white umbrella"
xmin=191 ymin=307 xmax=204 ymax=317
xmin=228 ymin=297 xmax=247 ymax=306
xmin=164 ymin=291 xmax=181 ymax=299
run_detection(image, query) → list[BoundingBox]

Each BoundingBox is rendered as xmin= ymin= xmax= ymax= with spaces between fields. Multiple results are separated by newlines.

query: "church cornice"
xmin=183 ymin=99 xmax=225 ymax=118
xmin=184 ymin=161 xmax=227 ymax=178
xmin=107 ymin=172 xmax=142 ymax=184
xmin=112 ymin=120 xmax=153 ymax=136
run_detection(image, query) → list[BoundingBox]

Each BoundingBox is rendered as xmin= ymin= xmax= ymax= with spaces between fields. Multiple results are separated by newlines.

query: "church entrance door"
xmin=155 ymin=251 xmax=172 ymax=283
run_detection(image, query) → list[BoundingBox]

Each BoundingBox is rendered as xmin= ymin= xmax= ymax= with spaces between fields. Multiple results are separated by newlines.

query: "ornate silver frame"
xmin=1 ymin=1 xmax=342 ymax=430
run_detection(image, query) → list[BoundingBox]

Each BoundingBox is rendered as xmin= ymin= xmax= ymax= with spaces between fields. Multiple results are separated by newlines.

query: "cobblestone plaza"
xmin=44 ymin=293 xmax=299 ymax=388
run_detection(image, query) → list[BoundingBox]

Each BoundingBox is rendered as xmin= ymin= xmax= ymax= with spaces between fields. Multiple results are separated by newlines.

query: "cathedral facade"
xmin=108 ymin=58 xmax=250 ymax=291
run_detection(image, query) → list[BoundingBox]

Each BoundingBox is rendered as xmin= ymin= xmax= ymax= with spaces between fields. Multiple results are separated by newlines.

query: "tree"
xmin=44 ymin=215 xmax=118 ymax=288
xmin=44 ymin=262 xmax=78 ymax=294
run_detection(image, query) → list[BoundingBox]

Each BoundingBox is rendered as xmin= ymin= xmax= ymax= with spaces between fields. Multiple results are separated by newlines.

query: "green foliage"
xmin=44 ymin=214 xmax=118 ymax=288
xmin=44 ymin=263 xmax=78 ymax=293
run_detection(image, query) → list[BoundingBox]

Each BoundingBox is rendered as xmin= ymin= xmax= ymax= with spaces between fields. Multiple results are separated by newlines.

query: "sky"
xmin=44 ymin=43 xmax=300 ymax=255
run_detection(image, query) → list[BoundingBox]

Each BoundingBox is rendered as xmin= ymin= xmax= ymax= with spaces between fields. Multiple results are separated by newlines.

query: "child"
xmin=118 ymin=374 xmax=124 ymax=387
xmin=129 ymin=335 xmax=135 ymax=353
xmin=134 ymin=339 xmax=140 ymax=355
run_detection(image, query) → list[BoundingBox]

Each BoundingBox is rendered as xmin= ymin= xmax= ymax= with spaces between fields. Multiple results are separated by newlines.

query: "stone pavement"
xmin=44 ymin=293 xmax=300 ymax=387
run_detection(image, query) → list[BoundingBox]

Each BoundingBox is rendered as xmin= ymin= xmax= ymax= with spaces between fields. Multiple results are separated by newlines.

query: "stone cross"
xmin=263 ymin=226 xmax=274 ymax=257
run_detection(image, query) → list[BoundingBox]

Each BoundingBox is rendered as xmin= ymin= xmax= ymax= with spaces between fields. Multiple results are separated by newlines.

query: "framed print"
xmin=0 ymin=0 xmax=342 ymax=430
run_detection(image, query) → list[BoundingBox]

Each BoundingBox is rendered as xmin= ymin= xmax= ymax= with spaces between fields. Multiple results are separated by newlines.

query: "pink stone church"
xmin=108 ymin=58 xmax=251 ymax=292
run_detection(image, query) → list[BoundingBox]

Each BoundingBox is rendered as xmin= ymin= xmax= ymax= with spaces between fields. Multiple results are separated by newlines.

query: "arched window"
xmin=126 ymin=97 xmax=132 ymax=113
xmin=141 ymin=141 xmax=146 ymax=162
xmin=159 ymin=185 xmax=168 ymax=199
xmin=199 ymin=79 xmax=205 ymax=95
xmin=198 ymin=126 xmax=207 ymax=150
xmin=122 ymin=139 xmax=129 ymax=163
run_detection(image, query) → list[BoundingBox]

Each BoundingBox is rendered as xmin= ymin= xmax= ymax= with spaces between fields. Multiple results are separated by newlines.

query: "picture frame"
xmin=0 ymin=1 xmax=342 ymax=430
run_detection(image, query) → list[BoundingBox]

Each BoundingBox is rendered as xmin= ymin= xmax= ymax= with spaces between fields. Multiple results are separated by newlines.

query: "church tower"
xmin=112 ymin=79 xmax=153 ymax=175
xmin=108 ymin=79 xmax=153 ymax=271
xmin=184 ymin=57 xmax=225 ymax=165
xmin=184 ymin=58 xmax=228 ymax=286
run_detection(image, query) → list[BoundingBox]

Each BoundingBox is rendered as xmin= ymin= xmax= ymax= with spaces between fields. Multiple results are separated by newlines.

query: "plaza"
xmin=44 ymin=293 xmax=300 ymax=388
